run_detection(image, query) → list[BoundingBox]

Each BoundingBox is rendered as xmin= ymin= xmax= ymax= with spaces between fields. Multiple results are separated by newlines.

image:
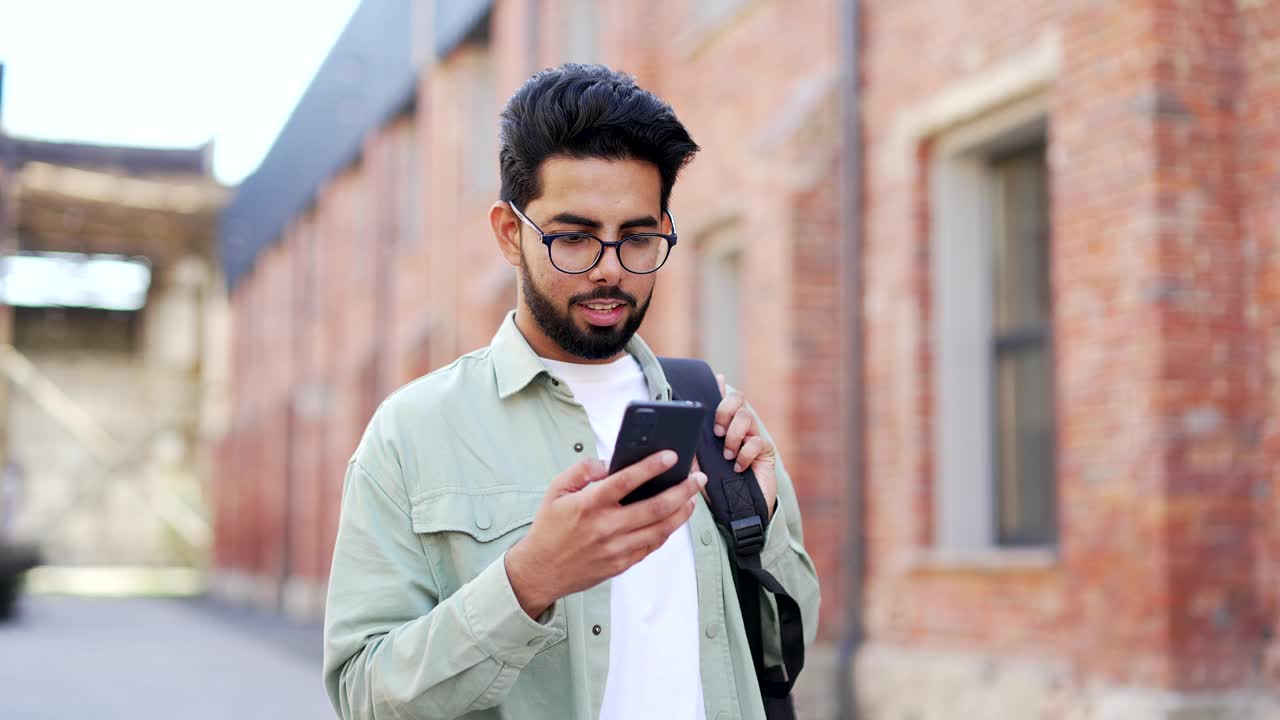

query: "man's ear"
xmin=490 ymin=202 xmax=523 ymax=267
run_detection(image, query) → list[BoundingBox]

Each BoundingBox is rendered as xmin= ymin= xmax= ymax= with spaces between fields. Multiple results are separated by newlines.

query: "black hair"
xmin=498 ymin=64 xmax=699 ymax=214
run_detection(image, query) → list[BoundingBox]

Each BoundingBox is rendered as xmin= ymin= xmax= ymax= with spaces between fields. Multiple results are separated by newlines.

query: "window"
xmin=357 ymin=352 xmax=380 ymax=431
xmin=697 ymin=230 xmax=744 ymax=391
xmin=348 ymin=168 xmax=373 ymax=280
xmin=561 ymin=0 xmax=599 ymax=64
xmin=403 ymin=318 xmax=435 ymax=385
xmin=0 ymin=251 xmax=151 ymax=311
xmin=466 ymin=50 xmax=498 ymax=196
xmin=991 ymin=145 xmax=1055 ymax=546
xmin=293 ymin=219 xmax=316 ymax=352
xmin=930 ymin=98 xmax=1055 ymax=550
xmin=400 ymin=122 xmax=423 ymax=247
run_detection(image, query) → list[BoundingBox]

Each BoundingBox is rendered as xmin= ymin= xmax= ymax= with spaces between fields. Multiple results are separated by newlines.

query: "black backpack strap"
xmin=657 ymin=358 xmax=769 ymax=552
xmin=658 ymin=357 xmax=805 ymax=705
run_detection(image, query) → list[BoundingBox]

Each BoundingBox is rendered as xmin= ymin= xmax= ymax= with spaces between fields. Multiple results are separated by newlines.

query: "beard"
xmin=519 ymin=250 xmax=652 ymax=361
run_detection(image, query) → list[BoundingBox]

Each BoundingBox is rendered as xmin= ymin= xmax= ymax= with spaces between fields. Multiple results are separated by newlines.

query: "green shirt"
xmin=323 ymin=313 xmax=821 ymax=720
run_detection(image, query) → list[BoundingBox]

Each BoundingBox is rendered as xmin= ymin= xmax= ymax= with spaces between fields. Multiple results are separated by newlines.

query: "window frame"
xmin=464 ymin=47 xmax=498 ymax=196
xmin=928 ymin=94 xmax=1057 ymax=552
xmin=398 ymin=119 xmax=423 ymax=248
xmin=695 ymin=225 xmax=745 ymax=392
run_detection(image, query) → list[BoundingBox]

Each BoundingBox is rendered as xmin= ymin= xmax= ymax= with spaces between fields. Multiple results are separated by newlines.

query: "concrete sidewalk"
xmin=0 ymin=595 xmax=333 ymax=719
xmin=0 ymin=594 xmax=840 ymax=719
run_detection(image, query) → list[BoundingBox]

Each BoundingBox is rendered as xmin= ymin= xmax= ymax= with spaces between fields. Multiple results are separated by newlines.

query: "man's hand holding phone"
xmin=505 ymin=454 xmax=707 ymax=619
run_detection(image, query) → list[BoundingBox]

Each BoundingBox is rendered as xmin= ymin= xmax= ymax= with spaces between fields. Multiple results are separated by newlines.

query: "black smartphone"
xmin=610 ymin=400 xmax=708 ymax=505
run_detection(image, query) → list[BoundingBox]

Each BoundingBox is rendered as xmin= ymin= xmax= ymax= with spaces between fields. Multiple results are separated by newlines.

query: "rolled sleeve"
xmin=760 ymin=498 xmax=796 ymax=570
xmin=461 ymin=551 xmax=566 ymax=666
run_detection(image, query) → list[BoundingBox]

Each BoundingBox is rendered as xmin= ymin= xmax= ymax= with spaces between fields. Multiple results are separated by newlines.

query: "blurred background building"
xmin=137 ymin=0 xmax=1280 ymax=717
xmin=0 ymin=92 xmax=228 ymax=571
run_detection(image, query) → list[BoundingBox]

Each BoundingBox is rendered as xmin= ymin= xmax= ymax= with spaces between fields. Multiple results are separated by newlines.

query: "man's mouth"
xmin=578 ymin=300 xmax=628 ymax=326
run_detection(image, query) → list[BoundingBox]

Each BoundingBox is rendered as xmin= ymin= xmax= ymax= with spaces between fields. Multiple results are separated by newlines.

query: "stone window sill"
xmin=908 ymin=546 xmax=1059 ymax=574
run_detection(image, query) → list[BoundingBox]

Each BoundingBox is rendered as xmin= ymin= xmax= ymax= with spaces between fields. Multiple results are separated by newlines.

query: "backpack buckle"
xmin=730 ymin=516 xmax=765 ymax=557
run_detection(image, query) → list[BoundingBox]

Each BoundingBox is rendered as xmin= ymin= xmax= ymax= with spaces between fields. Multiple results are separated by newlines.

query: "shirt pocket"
xmin=410 ymin=487 xmax=544 ymax=599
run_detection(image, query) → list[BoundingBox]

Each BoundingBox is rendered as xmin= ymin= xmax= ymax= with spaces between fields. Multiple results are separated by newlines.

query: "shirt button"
xmin=592 ymin=624 xmax=602 ymax=636
xmin=700 ymin=529 xmax=713 ymax=546
xmin=574 ymin=443 xmax=584 ymax=453
xmin=705 ymin=623 xmax=719 ymax=639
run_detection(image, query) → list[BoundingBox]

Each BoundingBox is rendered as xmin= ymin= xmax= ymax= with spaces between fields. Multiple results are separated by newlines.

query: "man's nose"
xmin=588 ymin=243 xmax=624 ymax=284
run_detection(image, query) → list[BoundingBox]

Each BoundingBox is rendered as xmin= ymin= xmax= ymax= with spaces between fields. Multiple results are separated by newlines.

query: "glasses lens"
xmin=618 ymin=235 xmax=671 ymax=273
xmin=549 ymin=234 xmax=601 ymax=273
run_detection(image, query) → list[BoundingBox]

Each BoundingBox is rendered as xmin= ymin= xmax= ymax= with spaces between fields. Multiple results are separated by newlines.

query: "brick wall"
xmin=861 ymin=0 xmax=1082 ymax=669
xmin=859 ymin=0 xmax=1280 ymax=713
xmin=1150 ymin=0 xmax=1258 ymax=691
xmin=1241 ymin=0 xmax=1280 ymax=695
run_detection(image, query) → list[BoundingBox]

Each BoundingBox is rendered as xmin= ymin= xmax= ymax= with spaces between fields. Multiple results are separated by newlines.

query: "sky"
xmin=0 ymin=0 xmax=362 ymax=185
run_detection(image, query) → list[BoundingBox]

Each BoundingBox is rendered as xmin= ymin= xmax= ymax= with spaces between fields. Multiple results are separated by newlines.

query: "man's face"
xmin=500 ymin=156 xmax=667 ymax=363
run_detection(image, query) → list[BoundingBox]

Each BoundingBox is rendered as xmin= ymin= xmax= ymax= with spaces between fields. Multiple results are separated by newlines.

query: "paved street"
xmin=0 ymin=595 xmax=333 ymax=719
xmin=0 ymin=594 xmax=839 ymax=719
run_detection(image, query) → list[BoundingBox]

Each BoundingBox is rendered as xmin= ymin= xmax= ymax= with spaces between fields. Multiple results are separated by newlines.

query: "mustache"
xmin=569 ymin=288 xmax=636 ymax=307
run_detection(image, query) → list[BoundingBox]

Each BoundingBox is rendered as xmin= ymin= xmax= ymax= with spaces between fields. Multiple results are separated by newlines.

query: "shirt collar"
xmin=490 ymin=311 xmax=673 ymax=402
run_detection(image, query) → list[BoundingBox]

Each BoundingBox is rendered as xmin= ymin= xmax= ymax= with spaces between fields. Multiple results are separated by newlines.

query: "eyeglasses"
xmin=508 ymin=201 xmax=678 ymax=275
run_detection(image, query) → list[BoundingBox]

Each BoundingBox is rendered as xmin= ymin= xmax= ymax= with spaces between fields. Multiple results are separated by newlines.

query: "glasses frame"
xmin=508 ymin=201 xmax=679 ymax=275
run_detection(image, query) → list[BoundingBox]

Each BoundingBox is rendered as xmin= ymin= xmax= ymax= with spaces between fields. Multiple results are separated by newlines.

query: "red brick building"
xmin=855 ymin=0 xmax=1280 ymax=716
xmin=217 ymin=0 xmax=1280 ymax=716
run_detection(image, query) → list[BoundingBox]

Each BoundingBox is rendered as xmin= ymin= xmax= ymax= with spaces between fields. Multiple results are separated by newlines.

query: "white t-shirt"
xmin=539 ymin=355 xmax=706 ymax=720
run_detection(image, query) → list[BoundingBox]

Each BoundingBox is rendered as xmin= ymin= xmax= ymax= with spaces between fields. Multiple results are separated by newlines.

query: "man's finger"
xmin=734 ymin=436 xmax=770 ymax=473
xmin=551 ymin=458 xmax=608 ymax=497
xmin=714 ymin=391 xmax=744 ymax=438
xmin=716 ymin=373 xmax=727 ymax=397
xmin=689 ymin=457 xmax=708 ymax=502
xmin=615 ymin=473 xmax=703 ymax=533
xmin=619 ymin=494 xmax=699 ymax=556
xmin=589 ymin=450 xmax=678 ymax=505
xmin=723 ymin=406 xmax=754 ymax=458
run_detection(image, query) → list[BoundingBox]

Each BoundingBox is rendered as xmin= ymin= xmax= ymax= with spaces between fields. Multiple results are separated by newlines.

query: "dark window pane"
xmin=995 ymin=344 xmax=1056 ymax=544
xmin=993 ymin=145 xmax=1051 ymax=334
xmin=992 ymin=142 xmax=1056 ymax=546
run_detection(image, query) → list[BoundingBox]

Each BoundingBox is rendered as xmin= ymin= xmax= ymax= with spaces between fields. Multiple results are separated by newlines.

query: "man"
xmin=324 ymin=64 xmax=820 ymax=720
